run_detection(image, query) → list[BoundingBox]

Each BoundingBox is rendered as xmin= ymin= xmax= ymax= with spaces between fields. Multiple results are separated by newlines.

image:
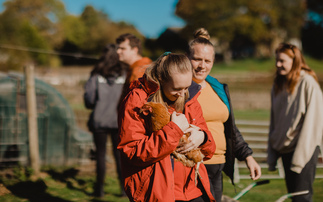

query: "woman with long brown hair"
xmin=268 ymin=43 xmax=323 ymax=202
xmin=84 ymin=44 xmax=129 ymax=197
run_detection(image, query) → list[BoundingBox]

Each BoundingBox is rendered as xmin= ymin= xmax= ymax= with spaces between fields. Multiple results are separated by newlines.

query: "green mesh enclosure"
xmin=0 ymin=72 xmax=93 ymax=168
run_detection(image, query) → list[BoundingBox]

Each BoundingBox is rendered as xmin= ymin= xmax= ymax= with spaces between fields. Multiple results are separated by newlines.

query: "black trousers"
xmin=92 ymin=129 xmax=123 ymax=195
xmin=205 ymin=163 xmax=225 ymax=202
xmin=281 ymin=146 xmax=320 ymax=202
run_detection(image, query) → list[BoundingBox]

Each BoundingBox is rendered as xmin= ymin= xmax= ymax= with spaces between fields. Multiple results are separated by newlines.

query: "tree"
xmin=175 ymin=0 xmax=306 ymax=60
xmin=2 ymin=0 xmax=66 ymax=47
xmin=302 ymin=0 xmax=323 ymax=59
xmin=0 ymin=0 xmax=66 ymax=69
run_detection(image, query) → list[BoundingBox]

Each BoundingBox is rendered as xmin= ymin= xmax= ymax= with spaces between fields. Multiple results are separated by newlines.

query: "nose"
xmin=117 ymin=48 xmax=121 ymax=54
xmin=199 ymin=60 xmax=206 ymax=69
xmin=177 ymin=89 xmax=186 ymax=97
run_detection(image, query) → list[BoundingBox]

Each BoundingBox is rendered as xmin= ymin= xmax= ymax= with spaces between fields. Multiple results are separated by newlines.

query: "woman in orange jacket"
xmin=118 ymin=52 xmax=216 ymax=201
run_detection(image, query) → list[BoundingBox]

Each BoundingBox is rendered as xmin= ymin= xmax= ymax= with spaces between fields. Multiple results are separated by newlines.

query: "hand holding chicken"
xmin=140 ymin=102 xmax=205 ymax=185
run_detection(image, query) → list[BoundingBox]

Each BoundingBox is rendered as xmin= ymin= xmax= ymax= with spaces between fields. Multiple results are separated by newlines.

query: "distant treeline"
xmin=0 ymin=0 xmax=322 ymax=70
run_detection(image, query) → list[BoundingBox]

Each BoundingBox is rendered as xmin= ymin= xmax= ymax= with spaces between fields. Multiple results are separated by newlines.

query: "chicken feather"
xmin=140 ymin=102 xmax=204 ymax=185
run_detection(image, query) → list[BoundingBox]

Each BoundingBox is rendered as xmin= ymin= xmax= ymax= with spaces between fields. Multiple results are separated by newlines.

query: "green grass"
xmin=0 ymin=166 xmax=129 ymax=202
xmin=223 ymin=176 xmax=323 ymax=201
xmin=1 ymin=166 xmax=322 ymax=202
xmin=213 ymin=58 xmax=275 ymax=74
xmin=234 ymin=109 xmax=270 ymax=121
xmin=211 ymin=56 xmax=323 ymax=75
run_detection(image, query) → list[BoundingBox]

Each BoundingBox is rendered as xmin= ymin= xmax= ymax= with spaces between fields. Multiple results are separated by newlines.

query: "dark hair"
xmin=116 ymin=33 xmax=142 ymax=55
xmin=274 ymin=43 xmax=318 ymax=94
xmin=188 ymin=28 xmax=214 ymax=58
xmin=90 ymin=44 xmax=129 ymax=78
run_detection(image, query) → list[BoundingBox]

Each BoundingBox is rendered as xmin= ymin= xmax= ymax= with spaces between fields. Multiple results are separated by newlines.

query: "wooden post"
xmin=24 ymin=65 xmax=40 ymax=176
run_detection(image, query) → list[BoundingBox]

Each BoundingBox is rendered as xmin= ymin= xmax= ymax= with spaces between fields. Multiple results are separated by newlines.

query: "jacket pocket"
xmin=125 ymin=164 xmax=155 ymax=201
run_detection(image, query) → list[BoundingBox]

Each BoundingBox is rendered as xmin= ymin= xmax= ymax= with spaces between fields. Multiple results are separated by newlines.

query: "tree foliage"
xmin=175 ymin=0 xmax=307 ymax=59
xmin=0 ymin=0 xmax=143 ymax=69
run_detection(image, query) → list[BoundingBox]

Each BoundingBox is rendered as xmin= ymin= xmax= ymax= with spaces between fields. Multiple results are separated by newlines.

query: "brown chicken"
xmin=140 ymin=102 xmax=205 ymax=185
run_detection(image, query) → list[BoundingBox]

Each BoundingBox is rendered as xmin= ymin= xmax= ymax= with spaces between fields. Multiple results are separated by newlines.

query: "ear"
xmin=132 ymin=46 xmax=139 ymax=54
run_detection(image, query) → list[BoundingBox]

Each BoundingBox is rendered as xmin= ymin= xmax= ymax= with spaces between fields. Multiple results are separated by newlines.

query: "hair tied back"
xmin=163 ymin=52 xmax=171 ymax=56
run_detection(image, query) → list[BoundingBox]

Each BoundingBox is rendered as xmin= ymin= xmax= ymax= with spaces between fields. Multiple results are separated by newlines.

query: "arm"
xmin=291 ymin=77 xmax=323 ymax=173
xmin=83 ymin=75 xmax=97 ymax=109
xmin=118 ymin=91 xmax=183 ymax=167
xmin=233 ymin=124 xmax=261 ymax=180
xmin=245 ymin=156 xmax=261 ymax=180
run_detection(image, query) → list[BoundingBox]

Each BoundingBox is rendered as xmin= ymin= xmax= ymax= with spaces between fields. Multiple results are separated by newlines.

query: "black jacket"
xmin=223 ymin=84 xmax=253 ymax=184
xmin=205 ymin=75 xmax=253 ymax=184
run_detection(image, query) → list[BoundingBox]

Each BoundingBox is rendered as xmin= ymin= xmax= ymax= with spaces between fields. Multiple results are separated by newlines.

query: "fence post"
xmin=234 ymin=159 xmax=240 ymax=183
xmin=25 ymin=65 xmax=40 ymax=176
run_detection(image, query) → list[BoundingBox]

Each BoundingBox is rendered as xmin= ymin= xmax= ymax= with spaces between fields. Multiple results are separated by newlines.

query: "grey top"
xmin=84 ymin=74 xmax=126 ymax=131
xmin=268 ymin=71 xmax=323 ymax=173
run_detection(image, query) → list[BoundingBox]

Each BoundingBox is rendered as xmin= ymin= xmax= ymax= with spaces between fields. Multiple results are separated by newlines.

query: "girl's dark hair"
xmin=90 ymin=44 xmax=129 ymax=78
xmin=274 ymin=43 xmax=318 ymax=94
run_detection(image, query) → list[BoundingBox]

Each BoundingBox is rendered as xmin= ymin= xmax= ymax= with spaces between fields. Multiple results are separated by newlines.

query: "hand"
xmin=171 ymin=111 xmax=189 ymax=132
xmin=176 ymin=127 xmax=205 ymax=154
xmin=189 ymin=124 xmax=200 ymax=131
xmin=245 ymin=156 xmax=261 ymax=180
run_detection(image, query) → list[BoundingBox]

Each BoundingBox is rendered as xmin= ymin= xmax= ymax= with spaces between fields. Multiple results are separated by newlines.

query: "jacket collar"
xmin=186 ymin=81 xmax=201 ymax=103
xmin=205 ymin=75 xmax=231 ymax=112
xmin=129 ymin=74 xmax=159 ymax=97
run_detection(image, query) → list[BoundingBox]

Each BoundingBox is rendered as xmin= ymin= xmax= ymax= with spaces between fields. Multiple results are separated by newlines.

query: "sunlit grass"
xmin=234 ymin=109 xmax=270 ymax=121
xmin=223 ymin=176 xmax=323 ymax=201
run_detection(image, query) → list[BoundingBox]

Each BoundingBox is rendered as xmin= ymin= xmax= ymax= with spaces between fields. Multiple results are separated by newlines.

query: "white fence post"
xmin=25 ymin=65 xmax=40 ymax=176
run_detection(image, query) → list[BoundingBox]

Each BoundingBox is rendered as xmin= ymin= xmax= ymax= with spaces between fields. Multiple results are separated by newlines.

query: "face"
xmin=189 ymin=44 xmax=214 ymax=84
xmin=276 ymin=52 xmax=293 ymax=76
xmin=161 ymin=71 xmax=192 ymax=102
xmin=117 ymin=39 xmax=138 ymax=65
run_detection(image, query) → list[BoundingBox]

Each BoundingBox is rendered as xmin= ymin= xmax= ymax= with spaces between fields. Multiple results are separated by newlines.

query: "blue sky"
xmin=0 ymin=0 xmax=186 ymax=38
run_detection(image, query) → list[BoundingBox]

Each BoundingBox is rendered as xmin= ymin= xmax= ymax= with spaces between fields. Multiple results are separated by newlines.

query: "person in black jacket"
xmin=84 ymin=44 xmax=129 ymax=197
xmin=187 ymin=28 xmax=261 ymax=201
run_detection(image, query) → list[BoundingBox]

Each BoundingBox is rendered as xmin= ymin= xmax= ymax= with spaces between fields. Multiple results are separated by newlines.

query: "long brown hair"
xmin=145 ymin=53 xmax=192 ymax=112
xmin=274 ymin=43 xmax=318 ymax=94
xmin=91 ymin=44 xmax=129 ymax=78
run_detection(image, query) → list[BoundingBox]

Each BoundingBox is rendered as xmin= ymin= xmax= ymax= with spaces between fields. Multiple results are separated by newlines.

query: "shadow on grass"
xmin=45 ymin=167 xmax=79 ymax=182
xmin=1 ymin=167 xmax=128 ymax=201
xmin=6 ymin=179 xmax=70 ymax=202
xmin=45 ymin=167 xmax=94 ymax=196
xmin=44 ymin=167 xmax=125 ymax=200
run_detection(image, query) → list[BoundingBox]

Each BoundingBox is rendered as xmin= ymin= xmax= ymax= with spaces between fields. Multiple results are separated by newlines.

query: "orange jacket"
xmin=118 ymin=76 xmax=216 ymax=202
xmin=128 ymin=57 xmax=152 ymax=83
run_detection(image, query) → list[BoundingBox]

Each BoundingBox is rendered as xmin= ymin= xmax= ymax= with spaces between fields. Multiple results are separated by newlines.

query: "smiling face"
xmin=276 ymin=52 xmax=293 ymax=76
xmin=161 ymin=71 xmax=192 ymax=102
xmin=189 ymin=43 xmax=214 ymax=85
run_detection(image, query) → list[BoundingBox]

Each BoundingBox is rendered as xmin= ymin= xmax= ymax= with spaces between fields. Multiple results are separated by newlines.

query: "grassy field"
xmin=1 ymin=166 xmax=323 ymax=201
